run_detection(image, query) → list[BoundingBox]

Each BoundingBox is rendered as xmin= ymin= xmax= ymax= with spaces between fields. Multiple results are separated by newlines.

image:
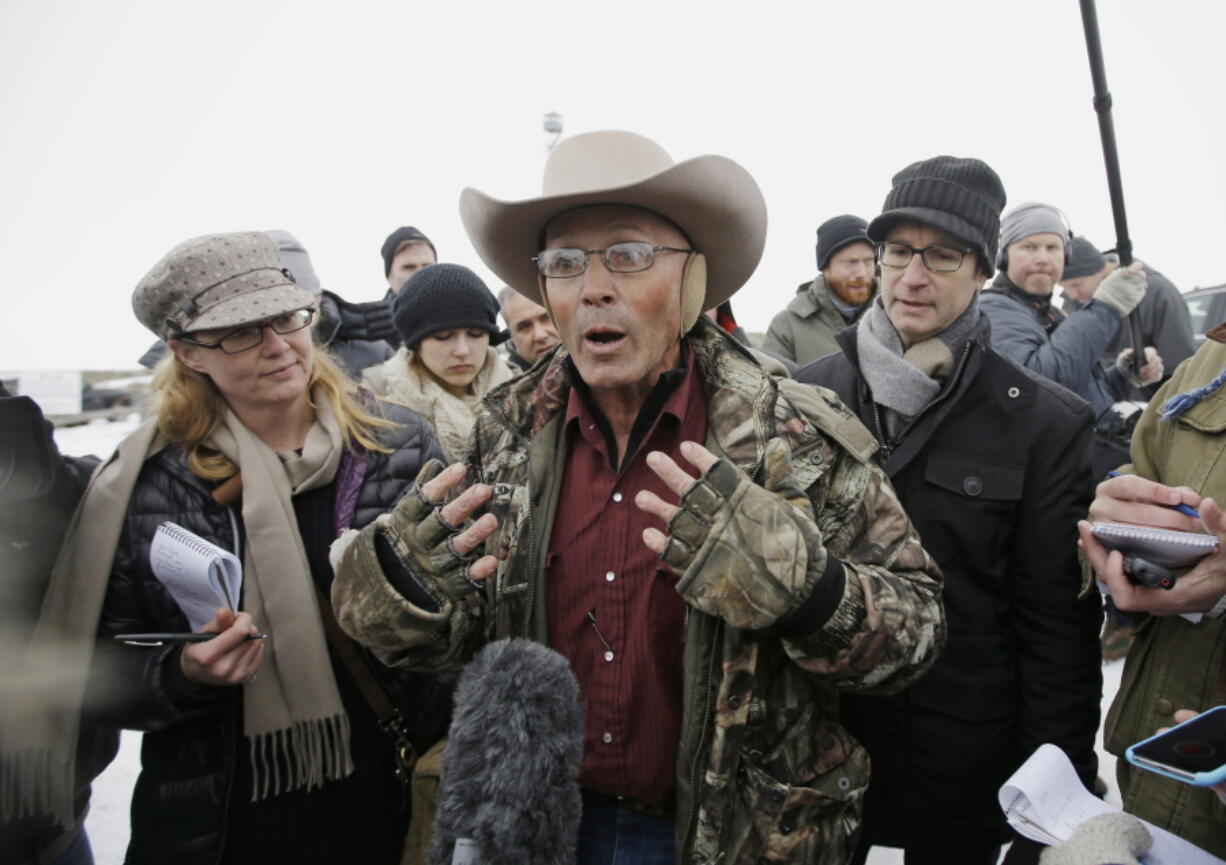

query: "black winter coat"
xmin=0 ymin=391 xmax=118 ymax=864
xmin=91 ymin=403 xmax=449 ymax=865
xmin=797 ymin=321 xmax=1103 ymax=847
xmin=316 ymin=290 xmax=398 ymax=380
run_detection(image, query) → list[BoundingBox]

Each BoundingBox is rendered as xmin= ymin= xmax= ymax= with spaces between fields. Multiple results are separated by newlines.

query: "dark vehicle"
xmin=81 ymin=384 xmax=134 ymax=411
xmin=1184 ymin=283 xmax=1226 ymax=344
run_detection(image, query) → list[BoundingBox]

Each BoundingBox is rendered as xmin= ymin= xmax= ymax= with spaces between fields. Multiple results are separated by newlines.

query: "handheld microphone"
xmin=429 ymin=638 xmax=584 ymax=865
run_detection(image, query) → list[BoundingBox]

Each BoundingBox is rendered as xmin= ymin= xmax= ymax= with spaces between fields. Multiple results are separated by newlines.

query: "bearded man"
xmin=764 ymin=214 xmax=878 ymax=365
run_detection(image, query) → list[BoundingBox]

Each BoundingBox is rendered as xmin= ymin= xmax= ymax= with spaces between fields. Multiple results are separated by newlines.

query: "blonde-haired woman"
xmin=15 ymin=233 xmax=451 ymax=865
xmin=363 ymin=264 xmax=514 ymax=460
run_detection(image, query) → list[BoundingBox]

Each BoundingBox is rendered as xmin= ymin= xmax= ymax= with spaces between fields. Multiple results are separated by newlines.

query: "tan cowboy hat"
xmin=458 ymin=130 xmax=767 ymax=310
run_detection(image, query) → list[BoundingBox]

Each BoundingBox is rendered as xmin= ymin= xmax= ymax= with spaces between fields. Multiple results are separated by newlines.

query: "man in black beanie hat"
xmin=797 ymin=155 xmax=1102 ymax=865
xmin=382 ymin=226 xmax=438 ymax=297
xmin=763 ymin=214 xmax=877 ymax=364
xmin=1059 ymin=236 xmax=1194 ymax=397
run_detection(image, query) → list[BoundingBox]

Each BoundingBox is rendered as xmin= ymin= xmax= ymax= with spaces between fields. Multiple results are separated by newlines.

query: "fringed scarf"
xmin=2 ymin=389 xmax=352 ymax=827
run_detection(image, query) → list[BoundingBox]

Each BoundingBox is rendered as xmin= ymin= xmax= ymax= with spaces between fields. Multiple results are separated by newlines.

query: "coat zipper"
xmin=480 ymin=397 xmax=540 ymax=640
xmin=682 ymin=617 xmax=721 ymax=858
xmin=522 ymin=467 xmax=538 ymax=639
xmin=872 ymin=341 xmax=974 ymax=463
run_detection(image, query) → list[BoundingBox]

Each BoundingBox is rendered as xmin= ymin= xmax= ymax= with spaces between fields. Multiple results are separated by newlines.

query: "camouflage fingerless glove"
xmin=666 ymin=439 xmax=839 ymax=632
xmin=377 ymin=459 xmax=484 ymax=606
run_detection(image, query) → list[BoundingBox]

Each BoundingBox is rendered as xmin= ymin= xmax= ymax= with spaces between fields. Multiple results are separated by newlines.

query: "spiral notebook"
xmin=1090 ymin=522 xmax=1219 ymax=569
xmin=999 ymin=744 xmax=1223 ymax=864
xmin=149 ymin=521 xmax=243 ymax=632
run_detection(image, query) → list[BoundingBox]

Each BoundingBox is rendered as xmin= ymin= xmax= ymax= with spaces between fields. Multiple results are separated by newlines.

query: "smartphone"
xmin=1126 ymin=705 xmax=1226 ymax=787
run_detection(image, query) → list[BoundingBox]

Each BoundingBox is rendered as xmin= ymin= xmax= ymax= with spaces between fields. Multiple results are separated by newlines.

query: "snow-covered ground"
xmin=56 ymin=416 xmax=1127 ymax=865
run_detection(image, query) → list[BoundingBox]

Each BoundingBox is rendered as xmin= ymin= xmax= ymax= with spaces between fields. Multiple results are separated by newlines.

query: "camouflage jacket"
xmin=334 ymin=320 xmax=944 ymax=864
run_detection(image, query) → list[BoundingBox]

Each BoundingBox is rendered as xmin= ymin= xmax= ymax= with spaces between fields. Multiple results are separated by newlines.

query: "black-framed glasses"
xmin=176 ymin=308 xmax=315 ymax=354
xmin=876 ymin=241 xmax=975 ymax=274
xmin=533 ymin=241 xmax=691 ymax=279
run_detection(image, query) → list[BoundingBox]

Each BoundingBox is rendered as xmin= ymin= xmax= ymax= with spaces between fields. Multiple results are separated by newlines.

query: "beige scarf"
xmin=2 ymin=389 xmax=350 ymax=825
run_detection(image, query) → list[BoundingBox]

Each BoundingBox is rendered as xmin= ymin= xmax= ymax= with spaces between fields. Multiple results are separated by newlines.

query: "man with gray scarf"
xmin=797 ymin=156 xmax=1103 ymax=865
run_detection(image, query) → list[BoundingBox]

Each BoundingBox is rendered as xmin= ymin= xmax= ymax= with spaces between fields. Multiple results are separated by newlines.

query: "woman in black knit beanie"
xmin=362 ymin=263 xmax=514 ymax=460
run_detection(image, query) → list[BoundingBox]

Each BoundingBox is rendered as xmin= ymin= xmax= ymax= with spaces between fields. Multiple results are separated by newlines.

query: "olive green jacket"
xmin=762 ymin=275 xmax=873 ymax=366
xmin=1104 ymin=338 xmax=1226 ymax=857
xmin=333 ymin=320 xmax=944 ymax=864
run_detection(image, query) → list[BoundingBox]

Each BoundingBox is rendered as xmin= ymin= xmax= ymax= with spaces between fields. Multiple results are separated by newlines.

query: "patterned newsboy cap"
xmin=132 ymin=232 xmax=320 ymax=339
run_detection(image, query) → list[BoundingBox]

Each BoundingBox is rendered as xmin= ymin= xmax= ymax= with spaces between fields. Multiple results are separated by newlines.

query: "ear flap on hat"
xmin=679 ymin=253 xmax=708 ymax=334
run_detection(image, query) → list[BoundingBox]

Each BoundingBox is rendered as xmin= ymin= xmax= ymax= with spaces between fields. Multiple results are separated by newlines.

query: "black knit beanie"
xmin=392 ymin=263 xmax=508 ymax=349
xmin=866 ymin=156 xmax=1007 ymax=271
xmin=815 ymin=214 xmax=871 ymax=270
xmin=381 ymin=226 xmax=437 ymax=277
xmin=1062 ymin=236 xmax=1111 ymax=280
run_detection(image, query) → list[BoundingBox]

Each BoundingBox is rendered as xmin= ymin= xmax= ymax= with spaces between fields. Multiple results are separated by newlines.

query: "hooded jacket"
xmin=762 ymin=275 xmax=873 ymax=365
xmin=798 ymin=318 xmax=1102 ymax=848
xmin=332 ymin=319 xmax=946 ymax=865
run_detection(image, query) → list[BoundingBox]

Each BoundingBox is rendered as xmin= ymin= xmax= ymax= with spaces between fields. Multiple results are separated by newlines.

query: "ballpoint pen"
xmin=113 ymin=633 xmax=268 ymax=645
xmin=1106 ymin=471 xmax=1201 ymax=519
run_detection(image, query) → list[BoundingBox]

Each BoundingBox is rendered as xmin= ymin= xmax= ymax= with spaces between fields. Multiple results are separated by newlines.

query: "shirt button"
xmin=604 ymin=651 xmax=614 ymax=662
xmin=1156 ymin=698 xmax=1174 ymax=716
xmin=963 ymin=476 xmax=983 ymax=497
xmin=612 ymin=492 xmax=623 ymax=503
xmin=602 ymin=732 xmax=613 ymax=744
xmin=1008 ymin=386 xmax=1021 ymax=398
xmin=605 ymin=571 xmax=615 ymax=582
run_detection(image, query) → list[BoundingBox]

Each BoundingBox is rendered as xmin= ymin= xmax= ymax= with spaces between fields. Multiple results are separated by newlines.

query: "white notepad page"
xmin=999 ymin=744 xmax=1224 ymax=865
xmin=149 ymin=521 xmax=243 ymax=632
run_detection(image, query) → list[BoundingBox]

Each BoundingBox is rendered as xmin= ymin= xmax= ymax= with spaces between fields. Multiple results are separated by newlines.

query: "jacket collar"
xmin=482 ymin=318 xmax=786 ymax=475
xmin=787 ymin=274 xmax=875 ymax=324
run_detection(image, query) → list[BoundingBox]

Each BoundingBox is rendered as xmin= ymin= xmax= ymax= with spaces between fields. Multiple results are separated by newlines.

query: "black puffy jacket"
xmin=797 ymin=320 xmax=1103 ymax=849
xmin=91 ymin=403 xmax=449 ymax=865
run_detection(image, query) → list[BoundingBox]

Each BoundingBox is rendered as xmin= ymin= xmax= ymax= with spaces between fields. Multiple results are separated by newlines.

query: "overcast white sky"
xmin=2 ymin=0 xmax=1223 ymax=371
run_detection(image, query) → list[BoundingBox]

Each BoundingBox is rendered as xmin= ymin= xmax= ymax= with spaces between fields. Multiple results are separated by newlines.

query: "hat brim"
xmin=459 ymin=154 xmax=767 ymax=310
xmin=867 ymin=207 xmax=991 ymax=265
xmin=181 ymin=284 xmax=321 ymax=335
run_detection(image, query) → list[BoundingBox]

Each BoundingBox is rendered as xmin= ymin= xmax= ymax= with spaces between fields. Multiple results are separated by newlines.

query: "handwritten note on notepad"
xmin=149 ymin=522 xmax=243 ymax=632
xmin=999 ymin=744 xmax=1225 ymax=865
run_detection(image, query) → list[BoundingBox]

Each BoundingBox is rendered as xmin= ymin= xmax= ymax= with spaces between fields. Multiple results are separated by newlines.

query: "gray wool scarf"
xmin=856 ymin=295 xmax=980 ymax=432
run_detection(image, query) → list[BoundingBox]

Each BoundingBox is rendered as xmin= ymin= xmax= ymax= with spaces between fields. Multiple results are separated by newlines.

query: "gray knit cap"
xmin=997 ymin=202 xmax=1070 ymax=269
xmin=132 ymin=232 xmax=319 ymax=339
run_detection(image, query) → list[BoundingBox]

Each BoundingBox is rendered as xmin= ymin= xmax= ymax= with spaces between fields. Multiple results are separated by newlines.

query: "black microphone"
xmin=428 ymin=638 xmax=585 ymax=865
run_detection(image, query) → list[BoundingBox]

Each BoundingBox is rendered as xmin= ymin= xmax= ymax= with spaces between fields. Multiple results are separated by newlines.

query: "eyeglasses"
xmin=177 ymin=308 xmax=315 ymax=354
xmin=877 ymin=241 xmax=975 ymax=274
xmin=534 ymin=241 xmax=691 ymax=279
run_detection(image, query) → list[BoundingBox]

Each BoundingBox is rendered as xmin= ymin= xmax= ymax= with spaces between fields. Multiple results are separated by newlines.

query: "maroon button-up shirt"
xmin=546 ymin=348 xmax=708 ymax=809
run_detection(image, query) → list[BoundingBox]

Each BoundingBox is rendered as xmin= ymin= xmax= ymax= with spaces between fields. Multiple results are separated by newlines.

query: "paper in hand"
xmin=149 ymin=521 xmax=243 ymax=631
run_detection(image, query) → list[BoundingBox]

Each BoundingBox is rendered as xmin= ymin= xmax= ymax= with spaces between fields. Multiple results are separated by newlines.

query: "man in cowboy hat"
xmin=331 ymin=130 xmax=945 ymax=865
